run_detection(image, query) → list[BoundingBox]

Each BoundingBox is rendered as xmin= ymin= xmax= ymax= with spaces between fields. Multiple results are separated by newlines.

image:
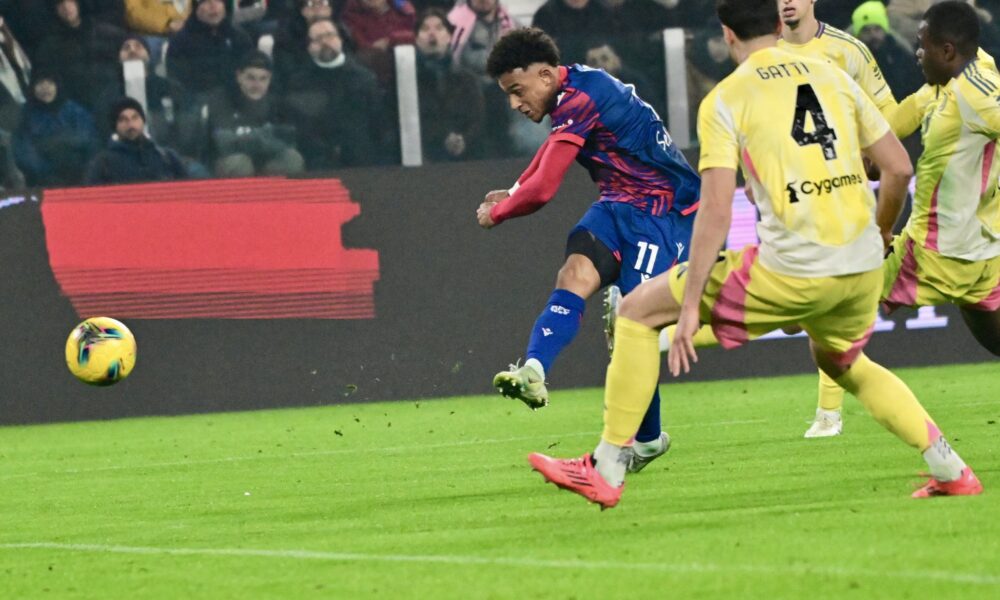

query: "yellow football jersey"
xmin=778 ymin=23 xmax=897 ymax=115
xmin=698 ymin=46 xmax=889 ymax=278
xmin=908 ymin=57 xmax=1000 ymax=261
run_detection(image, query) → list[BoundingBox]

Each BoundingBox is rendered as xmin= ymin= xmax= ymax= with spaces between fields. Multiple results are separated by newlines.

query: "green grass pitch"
xmin=1 ymin=363 xmax=998 ymax=599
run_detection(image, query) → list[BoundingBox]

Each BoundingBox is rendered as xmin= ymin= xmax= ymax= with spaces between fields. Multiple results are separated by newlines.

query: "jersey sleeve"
xmin=548 ymin=89 xmax=600 ymax=147
xmin=845 ymin=39 xmax=897 ymax=113
xmin=887 ymin=84 xmax=939 ymax=138
xmin=959 ymin=69 xmax=1000 ymax=140
xmin=848 ymin=75 xmax=892 ymax=148
xmin=696 ymin=89 xmax=740 ymax=172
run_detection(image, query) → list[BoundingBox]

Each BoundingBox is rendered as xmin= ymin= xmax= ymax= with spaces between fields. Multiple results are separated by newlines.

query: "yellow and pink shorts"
xmin=882 ymin=232 xmax=1000 ymax=313
xmin=667 ymin=245 xmax=882 ymax=369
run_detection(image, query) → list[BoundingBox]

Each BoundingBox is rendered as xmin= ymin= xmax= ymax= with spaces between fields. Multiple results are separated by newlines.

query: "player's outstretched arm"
xmin=478 ymin=139 xmax=580 ymax=228
xmin=886 ymin=85 xmax=938 ymax=139
xmin=864 ymin=131 xmax=914 ymax=249
xmin=668 ymin=167 xmax=735 ymax=376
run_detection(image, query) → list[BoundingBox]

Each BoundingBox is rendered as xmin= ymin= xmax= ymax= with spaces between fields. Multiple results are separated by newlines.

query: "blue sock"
xmin=525 ymin=289 xmax=586 ymax=374
xmin=635 ymin=387 xmax=662 ymax=443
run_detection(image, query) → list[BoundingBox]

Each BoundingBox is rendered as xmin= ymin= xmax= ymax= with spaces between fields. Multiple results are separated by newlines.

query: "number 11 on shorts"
xmin=635 ymin=241 xmax=659 ymax=279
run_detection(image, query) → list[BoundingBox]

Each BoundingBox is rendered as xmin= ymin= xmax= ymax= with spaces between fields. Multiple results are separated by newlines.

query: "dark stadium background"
xmin=0 ymin=155 xmax=992 ymax=425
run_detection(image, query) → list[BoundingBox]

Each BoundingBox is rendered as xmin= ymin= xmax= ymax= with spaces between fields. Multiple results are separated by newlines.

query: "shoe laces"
xmin=559 ymin=455 xmax=591 ymax=472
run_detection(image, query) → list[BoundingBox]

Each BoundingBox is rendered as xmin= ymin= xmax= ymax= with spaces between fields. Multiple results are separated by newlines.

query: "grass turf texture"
xmin=1 ymin=362 xmax=997 ymax=599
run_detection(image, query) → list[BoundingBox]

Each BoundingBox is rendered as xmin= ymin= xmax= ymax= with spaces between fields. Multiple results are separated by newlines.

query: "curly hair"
xmin=486 ymin=28 xmax=560 ymax=79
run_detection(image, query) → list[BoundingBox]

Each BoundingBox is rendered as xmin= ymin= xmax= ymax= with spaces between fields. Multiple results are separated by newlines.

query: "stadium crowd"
xmin=0 ymin=0 xmax=998 ymax=189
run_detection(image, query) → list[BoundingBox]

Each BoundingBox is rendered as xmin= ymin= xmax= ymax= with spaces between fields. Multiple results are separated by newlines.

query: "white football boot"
xmin=804 ymin=408 xmax=843 ymax=438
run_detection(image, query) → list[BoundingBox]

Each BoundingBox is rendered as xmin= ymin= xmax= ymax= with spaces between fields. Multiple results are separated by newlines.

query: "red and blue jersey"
xmin=549 ymin=65 xmax=700 ymax=215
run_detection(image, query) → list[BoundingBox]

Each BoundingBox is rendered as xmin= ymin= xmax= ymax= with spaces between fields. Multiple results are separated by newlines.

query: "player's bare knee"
xmin=617 ymin=290 xmax=647 ymax=321
xmin=555 ymin=258 xmax=600 ymax=297
xmin=618 ymin=281 xmax=678 ymax=327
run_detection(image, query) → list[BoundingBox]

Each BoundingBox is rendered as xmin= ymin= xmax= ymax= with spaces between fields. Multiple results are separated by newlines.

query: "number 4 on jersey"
xmin=791 ymin=84 xmax=838 ymax=160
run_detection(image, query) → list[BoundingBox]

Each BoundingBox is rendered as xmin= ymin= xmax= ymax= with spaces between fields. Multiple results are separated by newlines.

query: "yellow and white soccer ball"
xmin=65 ymin=317 xmax=137 ymax=386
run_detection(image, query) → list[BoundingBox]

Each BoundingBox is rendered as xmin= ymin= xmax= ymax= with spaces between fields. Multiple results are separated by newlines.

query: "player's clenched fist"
xmin=478 ymin=190 xmax=508 ymax=228
xmin=477 ymin=201 xmax=498 ymax=228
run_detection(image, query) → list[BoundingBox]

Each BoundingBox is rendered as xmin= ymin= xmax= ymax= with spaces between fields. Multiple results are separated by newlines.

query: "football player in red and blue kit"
xmin=477 ymin=28 xmax=700 ymax=471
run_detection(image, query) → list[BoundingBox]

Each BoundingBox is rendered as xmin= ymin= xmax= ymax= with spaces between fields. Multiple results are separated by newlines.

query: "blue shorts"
xmin=570 ymin=201 xmax=695 ymax=295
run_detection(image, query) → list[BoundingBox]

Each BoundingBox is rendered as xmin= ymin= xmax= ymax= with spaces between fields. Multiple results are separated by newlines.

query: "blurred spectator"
xmin=83 ymin=0 xmax=126 ymax=26
xmin=605 ymin=0 xmax=673 ymax=35
xmin=584 ymin=39 xmax=662 ymax=110
xmin=230 ymin=0 xmax=267 ymax=25
xmin=205 ymin=50 xmax=303 ymax=176
xmin=448 ymin=0 xmax=518 ymax=157
xmin=229 ymin=0 xmax=276 ymax=39
xmin=34 ymin=0 xmax=125 ymax=111
xmin=340 ymin=0 xmax=416 ymax=82
xmin=412 ymin=0 xmax=452 ymax=10
xmin=969 ymin=1 xmax=1000 ymax=59
xmin=415 ymin=8 xmax=484 ymax=162
xmin=85 ymin=96 xmax=188 ymax=183
xmin=0 ymin=1 xmax=57 ymax=57
xmin=271 ymin=0 xmax=333 ymax=83
xmin=605 ymin=0 xmax=713 ymax=29
xmin=686 ymin=24 xmax=734 ymax=122
xmin=283 ymin=18 xmax=383 ymax=168
xmin=887 ymin=0 xmax=932 ymax=46
xmin=600 ymin=0 xmax=678 ymax=116
xmin=13 ymin=72 xmax=99 ymax=186
xmin=124 ymin=0 xmax=190 ymax=35
xmin=94 ymin=35 xmax=198 ymax=152
xmin=448 ymin=0 xmax=517 ymax=77
xmin=814 ymin=0 xmax=864 ymax=30
xmin=852 ymin=1 xmax=923 ymax=97
xmin=0 ymin=16 xmax=31 ymax=133
xmin=980 ymin=0 xmax=1000 ymax=19
xmin=0 ymin=128 xmax=24 ymax=191
xmin=888 ymin=1 xmax=1000 ymax=59
xmin=532 ymin=0 xmax=612 ymax=65
xmin=264 ymin=0 xmax=296 ymax=21
xmin=167 ymin=0 xmax=253 ymax=98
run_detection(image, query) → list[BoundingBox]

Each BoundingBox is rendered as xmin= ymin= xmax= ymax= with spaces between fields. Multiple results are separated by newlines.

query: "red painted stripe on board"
xmin=42 ymin=178 xmax=379 ymax=319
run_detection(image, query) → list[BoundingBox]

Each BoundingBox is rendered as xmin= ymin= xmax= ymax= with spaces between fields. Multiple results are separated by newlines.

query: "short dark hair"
xmin=716 ymin=0 xmax=779 ymax=41
xmin=486 ymin=27 xmax=560 ymax=79
xmin=415 ymin=8 xmax=454 ymax=36
xmin=925 ymin=1 xmax=979 ymax=57
xmin=110 ymin=97 xmax=146 ymax=129
xmin=238 ymin=49 xmax=272 ymax=72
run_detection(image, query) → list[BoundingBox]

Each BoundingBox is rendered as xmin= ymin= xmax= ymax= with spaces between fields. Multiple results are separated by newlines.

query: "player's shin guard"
xmin=818 ymin=369 xmax=846 ymax=411
xmin=833 ymin=354 xmax=932 ymax=450
xmin=526 ymin=289 xmax=586 ymax=374
xmin=603 ymin=317 xmax=660 ymax=446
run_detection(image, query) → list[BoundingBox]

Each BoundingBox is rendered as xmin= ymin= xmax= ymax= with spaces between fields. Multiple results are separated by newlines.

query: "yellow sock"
xmin=660 ymin=324 xmax=718 ymax=352
xmin=603 ymin=317 xmax=660 ymax=446
xmin=834 ymin=354 xmax=933 ymax=450
xmin=818 ymin=369 xmax=846 ymax=411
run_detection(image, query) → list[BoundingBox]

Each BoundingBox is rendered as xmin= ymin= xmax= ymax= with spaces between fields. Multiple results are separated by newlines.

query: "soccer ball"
xmin=65 ymin=317 xmax=137 ymax=386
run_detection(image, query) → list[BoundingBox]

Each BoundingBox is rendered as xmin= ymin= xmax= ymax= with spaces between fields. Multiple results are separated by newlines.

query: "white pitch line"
xmin=948 ymin=400 xmax=1000 ymax=409
xmin=0 ymin=542 xmax=997 ymax=586
xmin=0 ymin=419 xmax=767 ymax=482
